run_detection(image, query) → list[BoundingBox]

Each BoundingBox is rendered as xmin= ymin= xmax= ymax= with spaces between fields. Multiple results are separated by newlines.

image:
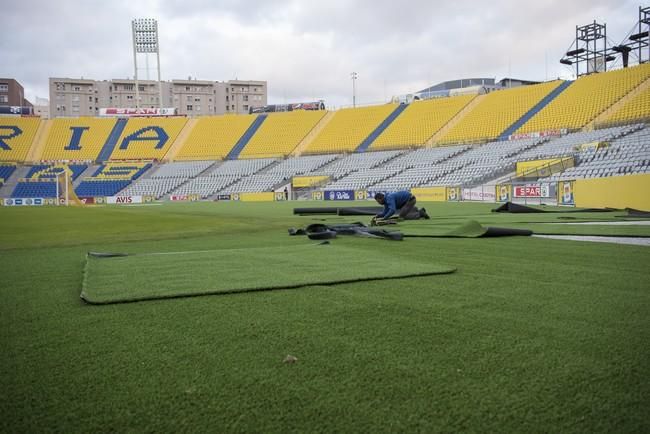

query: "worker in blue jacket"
xmin=373 ymin=191 xmax=429 ymax=222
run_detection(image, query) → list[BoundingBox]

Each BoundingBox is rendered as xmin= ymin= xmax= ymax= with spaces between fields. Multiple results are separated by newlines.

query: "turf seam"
xmin=80 ymin=269 xmax=457 ymax=305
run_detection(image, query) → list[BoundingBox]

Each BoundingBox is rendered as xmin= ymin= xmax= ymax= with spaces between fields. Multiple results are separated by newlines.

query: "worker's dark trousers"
xmin=398 ymin=196 xmax=418 ymax=219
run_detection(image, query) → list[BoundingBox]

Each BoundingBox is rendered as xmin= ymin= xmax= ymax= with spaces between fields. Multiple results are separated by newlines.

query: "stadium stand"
xmin=304 ymin=104 xmax=398 ymax=154
xmin=0 ymin=117 xmax=41 ymax=162
xmin=217 ymin=154 xmax=340 ymax=194
xmin=75 ymin=162 xmax=152 ymax=197
xmin=543 ymin=125 xmax=650 ymax=181
xmin=11 ymin=164 xmax=89 ymax=198
xmin=324 ymin=166 xmax=404 ymax=190
xmin=371 ymin=146 xmax=470 ymax=191
xmin=170 ymin=158 xmax=277 ymax=198
xmin=370 ymin=95 xmax=476 ymax=149
xmin=0 ymin=163 xmax=17 ymax=185
xmin=518 ymin=63 xmax=650 ymax=133
xmin=108 ymin=117 xmax=187 ymax=160
xmin=604 ymin=84 xmax=650 ymax=125
xmin=238 ymin=111 xmax=328 ymax=158
xmin=314 ymin=150 xmax=403 ymax=181
xmin=265 ymin=154 xmax=339 ymax=178
xmin=175 ymin=114 xmax=256 ymax=160
xmin=416 ymin=138 xmax=540 ymax=187
xmin=11 ymin=181 xmax=57 ymax=198
xmin=437 ymin=81 xmax=563 ymax=144
xmin=515 ymin=124 xmax=640 ymax=161
xmin=218 ymin=173 xmax=287 ymax=194
xmin=25 ymin=164 xmax=88 ymax=181
xmin=119 ymin=161 xmax=215 ymax=199
xmin=40 ymin=118 xmax=117 ymax=161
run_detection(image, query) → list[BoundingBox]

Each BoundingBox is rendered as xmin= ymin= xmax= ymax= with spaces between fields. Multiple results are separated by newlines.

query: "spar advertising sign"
xmin=324 ymin=190 xmax=355 ymax=201
xmin=513 ymin=184 xmax=552 ymax=198
xmin=106 ymin=195 xmax=143 ymax=204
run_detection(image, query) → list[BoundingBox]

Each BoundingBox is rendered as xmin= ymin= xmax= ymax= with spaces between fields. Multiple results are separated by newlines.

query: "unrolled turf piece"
xmin=82 ymin=244 xmax=455 ymax=304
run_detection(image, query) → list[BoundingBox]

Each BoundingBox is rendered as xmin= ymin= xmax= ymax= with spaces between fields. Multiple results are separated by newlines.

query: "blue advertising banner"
xmin=324 ymin=190 xmax=355 ymax=201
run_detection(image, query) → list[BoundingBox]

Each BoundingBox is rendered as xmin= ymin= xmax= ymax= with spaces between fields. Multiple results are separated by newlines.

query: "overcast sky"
xmin=2 ymin=0 xmax=641 ymax=108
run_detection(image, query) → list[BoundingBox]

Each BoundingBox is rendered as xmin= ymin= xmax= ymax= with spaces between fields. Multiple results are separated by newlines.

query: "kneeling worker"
xmin=373 ymin=191 xmax=429 ymax=223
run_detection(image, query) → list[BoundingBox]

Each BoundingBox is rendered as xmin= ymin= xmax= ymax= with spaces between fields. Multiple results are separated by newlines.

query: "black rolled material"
xmin=337 ymin=206 xmax=385 ymax=216
xmin=493 ymin=201 xmax=617 ymax=214
xmin=293 ymin=207 xmax=339 ymax=215
xmin=482 ymin=227 xmax=533 ymax=237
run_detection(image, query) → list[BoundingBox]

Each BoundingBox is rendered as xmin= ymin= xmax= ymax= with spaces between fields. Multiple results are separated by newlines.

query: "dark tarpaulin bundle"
xmin=289 ymin=222 xmax=403 ymax=241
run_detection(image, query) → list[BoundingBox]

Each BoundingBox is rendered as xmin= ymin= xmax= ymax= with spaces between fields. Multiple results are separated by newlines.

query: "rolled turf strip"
xmin=293 ymin=206 xmax=383 ymax=215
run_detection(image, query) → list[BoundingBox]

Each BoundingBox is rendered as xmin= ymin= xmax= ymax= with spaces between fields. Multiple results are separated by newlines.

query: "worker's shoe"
xmin=419 ymin=208 xmax=430 ymax=219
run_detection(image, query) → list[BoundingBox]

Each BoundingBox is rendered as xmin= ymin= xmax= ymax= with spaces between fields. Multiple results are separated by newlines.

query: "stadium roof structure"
xmin=418 ymin=78 xmax=495 ymax=94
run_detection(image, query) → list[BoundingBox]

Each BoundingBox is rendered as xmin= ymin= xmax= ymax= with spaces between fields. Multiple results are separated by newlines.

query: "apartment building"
xmin=49 ymin=77 xmax=267 ymax=117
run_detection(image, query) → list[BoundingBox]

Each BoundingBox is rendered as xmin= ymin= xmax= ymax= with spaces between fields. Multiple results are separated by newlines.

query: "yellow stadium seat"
xmin=518 ymin=63 xmax=650 ymax=133
xmin=605 ymin=84 xmax=650 ymax=124
xmin=371 ymin=95 xmax=475 ymax=149
xmin=175 ymin=114 xmax=256 ymax=160
xmin=0 ymin=117 xmax=41 ymax=162
xmin=439 ymin=81 xmax=563 ymax=144
xmin=239 ymin=111 xmax=327 ymax=158
xmin=304 ymin=104 xmax=398 ymax=154
xmin=41 ymin=117 xmax=117 ymax=161
xmin=109 ymin=117 xmax=188 ymax=160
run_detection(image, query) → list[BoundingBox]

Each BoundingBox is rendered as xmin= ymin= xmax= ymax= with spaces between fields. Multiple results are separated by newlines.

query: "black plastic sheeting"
xmin=403 ymin=226 xmax=532 ymax=238
xmin=293 ymin=206 xmax=383 ymax=216
xmin=492 ymin=202 xmax=616 ymax=213
xmin=623 ymin=208 xmax=650 ymax=218
xmin=482 ymin=227 xmax=533 ymax=237
xmin=289 ymin=222 xmax=403 ymax=241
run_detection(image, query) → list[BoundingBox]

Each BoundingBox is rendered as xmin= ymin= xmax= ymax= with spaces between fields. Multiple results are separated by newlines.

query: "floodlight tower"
xmin=560 ymin=21 xmax=616 ymax=77
xmin=131 ymin=18 xmax=163 ymax=109
xmin=351 ymin=72 xmax=358 ymax=108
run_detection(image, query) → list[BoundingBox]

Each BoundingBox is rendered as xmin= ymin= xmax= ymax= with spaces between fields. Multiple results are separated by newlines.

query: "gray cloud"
xmin=3 ymin=0 xmax=640 ymax=108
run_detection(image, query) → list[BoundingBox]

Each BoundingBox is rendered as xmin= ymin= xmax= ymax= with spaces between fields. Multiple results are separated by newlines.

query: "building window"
xmin=124 ymin=84 xmax=134 ymax=90
xmin=56 ymin=93 xmax=64 ymax=100
xmin=194 ymin=97 xmax=201 ymax=102
xmin=243 ymin=95 xmax=249 ymax=101
xmin=126 ymin=95 xmax=133 ymax=100
xmin=89 ymin=96 xmax=93 ymax=102
xmin=196 ymin=105 xmax=201 ymax=111
xmin=226 ymin=96 xmax=229 ymax=102
xmin=72 ymin=96 xmax=80 ymax=102
xmin=0 ymin=95 xmax=8 ymax=103
xmin=185 ymin=86 xmax=191 ymax=91
xmin=231 ymin=105 xmax=235 ymax=110
xmin=187 ymin=105 xmax=193 ymax=111
xmin=0 ymin=84 xmax=8 ymax=92
xmin=139 ymin=85 xmax=145 ymax=91
xmin=243 ymin=105 xmax=248 ymax=110
xmin=74 ymin=86 xmax=81 ymax=91
xmin=72 ymin=106 xmax=80 ymax=112
xmin=55 ymin=83 xmax=64 ymax=91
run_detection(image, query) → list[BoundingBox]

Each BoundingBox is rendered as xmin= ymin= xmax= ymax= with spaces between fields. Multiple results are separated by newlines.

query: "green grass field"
xmin=1 ymin=201 xmax=649 ymax=432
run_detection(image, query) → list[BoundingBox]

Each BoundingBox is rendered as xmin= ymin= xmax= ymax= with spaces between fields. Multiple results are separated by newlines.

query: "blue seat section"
xmin=75 ymin=180 xmax=132 ymax=197
xmin=498 ymin=80 xmax=573 ymax=140
xmin=74 ymin=163 xmax=151 ymax=197
xmin=0 ymin=164 xmax=16 ymax=182
xmin=226 ymin=114 xmax=267 ymax=160
xmin=25 ymin=164 xmax=88 ymax=181
xmin=97 ymin=118 xmax=129 ymax=162
xmin=355 ymin=103 xmax=409 ymax=152
xmin=11 ymin=181 xmax=58 ymax=198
